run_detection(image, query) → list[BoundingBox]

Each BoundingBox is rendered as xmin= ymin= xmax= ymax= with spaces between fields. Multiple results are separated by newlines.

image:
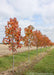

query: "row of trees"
xmin=3 ymin=18 xmax=54 ymax=73
xmin=22 ymin=25 xmax=53 ymax=47
xmin=3 ymin=18 xmax=54 ymax=50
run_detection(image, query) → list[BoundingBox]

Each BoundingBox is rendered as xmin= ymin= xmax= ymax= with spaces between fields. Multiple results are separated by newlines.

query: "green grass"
xmin=25 ymin=48 xmax=54 ymax=75
xmin=0 ymin=46 xmax=51 ymax=72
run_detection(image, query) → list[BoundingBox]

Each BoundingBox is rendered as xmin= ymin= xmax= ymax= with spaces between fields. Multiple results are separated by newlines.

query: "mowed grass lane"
xmin=0 ymin=47 xmax=51 ymax=72
xmin=24 ymin=48 xmax=54 ymax=75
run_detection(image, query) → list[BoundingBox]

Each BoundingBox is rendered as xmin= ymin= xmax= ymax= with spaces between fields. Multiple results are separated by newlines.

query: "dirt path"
xmin=0 ymin=46 xmax=54 ymax=75
xmin=0 ymin=44 xmax=36 ymax=57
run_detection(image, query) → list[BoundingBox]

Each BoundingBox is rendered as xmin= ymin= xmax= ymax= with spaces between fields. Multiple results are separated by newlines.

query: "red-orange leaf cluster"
xmin=3 ymin=18 xmax=21 ymax=52
xmin=33 ymin=30 xmax=53 ymax=47
xmin=23 ymin=25 xmax=34 ymax=46
xmin=23 ymin=28 xmax=54 ymax=47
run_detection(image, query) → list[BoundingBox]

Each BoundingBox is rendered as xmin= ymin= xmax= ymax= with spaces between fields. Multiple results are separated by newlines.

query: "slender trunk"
xmin=46 ymin=46 xmax=47 ymax=52
xmin=12 ymin=34 xmax=14 ymax=74
xmin=28 ymin=44 xmax=30 ymax=61
xmin=28 ymin=39 xmax=30 ymax=62
xmin=12 ymin=51 xmax=14 ymax=74
xmin=36 ymin=40 xmax=38 ymax=56
xmin=41 ymin=46 xmax=42 ymax=52
xmin=45 ymin=46 xmax=46 ymax=52
xmin=36 ymin=45 xmax=37 ymax=54
xmin=36 ymin=46 xmax=38 ymax=56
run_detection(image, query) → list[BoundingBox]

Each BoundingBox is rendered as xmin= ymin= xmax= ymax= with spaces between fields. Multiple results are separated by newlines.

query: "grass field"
xmin=24 ymin=48 xmax=54 ymax=75
xmin=0 ymin=47 xmax=50 ymax=72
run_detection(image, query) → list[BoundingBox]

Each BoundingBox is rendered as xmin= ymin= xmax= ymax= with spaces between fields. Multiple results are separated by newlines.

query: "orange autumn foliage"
xmin=24 ymin=25 xmax=34 ymax=46
xmin=33 ymin=30 xmax=53 ymax=47
xmin=3 ymin=18 xmax=21 ymax=52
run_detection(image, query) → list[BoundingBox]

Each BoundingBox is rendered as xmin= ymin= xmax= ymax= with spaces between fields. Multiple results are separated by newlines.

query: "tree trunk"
xmin=36 ymin=40 xmax=38 ymax=56
xmin=28 ymin=39 xmax=30 ymax=62
xmin=46 ymin=46 xmax=47 ymax=52
xmin=41 ymin=46 xmax=42 ymax=52
xmin=12 ymin=34 xmax=14 ymax=74
xmin=12 ymin=51 xmax=14 ymax=74
xmin=28 ymin=45 xmax=30 ymax=61
xmin=36 ymin=46 xmax=38 ymax=56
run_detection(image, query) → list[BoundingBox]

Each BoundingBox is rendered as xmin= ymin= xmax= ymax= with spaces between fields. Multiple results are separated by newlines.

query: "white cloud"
xmin=0 ymin=0 xmax=54 ymax=23
xmin=0 ymin=0 xmax=54 ymax=42
xmin=1 ymin=0 xmax=53 ymax=24
xmin=35 ymin=26 xmax=54 ymax=42
xmin=19 ymin=20 xmax=35 ymax=36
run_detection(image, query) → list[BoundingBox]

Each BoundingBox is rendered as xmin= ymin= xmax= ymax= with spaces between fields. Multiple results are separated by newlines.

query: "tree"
xmin=24 ymin=25 xmax=34 ymax=47
xmin=24 ymin=25 xmax=34 ymax=60
xmin=33 ymin=30 xmax=43 ymax=55
xmin=3 ymin=18 xmax=21 ymax=73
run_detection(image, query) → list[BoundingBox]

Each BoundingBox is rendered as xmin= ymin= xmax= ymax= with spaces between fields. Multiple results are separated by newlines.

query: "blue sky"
xmin=0 ymin=0 xmax=54 ymax=43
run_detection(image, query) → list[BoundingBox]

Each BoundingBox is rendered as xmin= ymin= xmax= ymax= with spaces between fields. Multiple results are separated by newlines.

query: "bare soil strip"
xmin=0 ymin=44 xmax=36 ymax=57
xmin=0 ymin=46 xmax=54 ymax=75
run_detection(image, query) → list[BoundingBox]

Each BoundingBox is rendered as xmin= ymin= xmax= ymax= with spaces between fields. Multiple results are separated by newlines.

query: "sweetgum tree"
xmin=24 ymin=25 xmax=34 ymax=47
xmin=24 ymin=25 xmax=34 ymax=60
xmin=3 ymin=18 xmax=21 ymax=73
xmin=33 ymin=30 xmax=43 ymax=55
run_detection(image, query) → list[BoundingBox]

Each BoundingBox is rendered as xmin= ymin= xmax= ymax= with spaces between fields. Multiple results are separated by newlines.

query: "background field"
xmin=0 ymin=44 xmax=36 ymax=57
xmin=24 ymin=48 xmax=54 ymax=75
xmin=0 ymin=46 xmax=51 ymax=72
